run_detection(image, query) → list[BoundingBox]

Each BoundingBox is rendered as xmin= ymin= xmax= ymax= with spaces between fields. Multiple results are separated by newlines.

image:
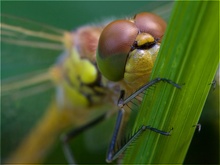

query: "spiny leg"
xmin=106 ymin=109 xmax=125 ymax=163
xmin=106 ymin=78 xmax=180 ymax=163
xmin=106 ymin=110 xmax=173 ymax=162
xmin=122 ymin=78 xmax=181 ymax=106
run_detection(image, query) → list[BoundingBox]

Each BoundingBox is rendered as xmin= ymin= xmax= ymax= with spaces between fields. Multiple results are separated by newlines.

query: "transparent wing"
xmin=1 ymin=14 xmax=67 ymax=161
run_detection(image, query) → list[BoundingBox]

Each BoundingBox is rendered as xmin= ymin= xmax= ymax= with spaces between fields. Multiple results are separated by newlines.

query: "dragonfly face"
xmin=97 ymin=12 xmax=166 ymax=94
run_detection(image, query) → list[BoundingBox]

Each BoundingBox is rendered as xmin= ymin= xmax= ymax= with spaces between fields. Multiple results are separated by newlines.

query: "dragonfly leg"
xmin=106 ymin=108 xmax=125 ymax=163
xmin=106 ymin=78 xmax=180 ymax=163
xmin=106 ymin=113 xmax=173 ymax=163
xmin=123 ymin=77 xmax=181 ymax=105
xmin=60 ymin=112 xmax=107 ymax=164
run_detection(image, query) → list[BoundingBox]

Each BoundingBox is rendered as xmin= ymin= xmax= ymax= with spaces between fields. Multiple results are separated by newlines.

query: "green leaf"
xmin=122 ymin=1 xmax=219 ymax=164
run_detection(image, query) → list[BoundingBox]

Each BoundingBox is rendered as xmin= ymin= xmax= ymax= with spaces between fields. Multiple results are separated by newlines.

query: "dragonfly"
xmin=1 ymin=2 xmax=177 ymax=164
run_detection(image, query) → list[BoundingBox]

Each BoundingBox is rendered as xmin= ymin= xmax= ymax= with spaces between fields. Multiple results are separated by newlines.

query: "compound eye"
xmin=97 ymin=20 xmax=138 ymax=81
xmin=134 ymin=12 xmax=167 ymax=42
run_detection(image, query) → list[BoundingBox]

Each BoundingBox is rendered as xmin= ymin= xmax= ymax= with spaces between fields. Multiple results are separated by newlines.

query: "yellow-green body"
xmin=4 ymin=25 xmax=119 ymax=164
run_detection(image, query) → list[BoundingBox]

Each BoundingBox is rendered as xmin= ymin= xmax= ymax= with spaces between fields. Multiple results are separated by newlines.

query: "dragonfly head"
xmin=96 ymin=12 xmax=166 ymax=82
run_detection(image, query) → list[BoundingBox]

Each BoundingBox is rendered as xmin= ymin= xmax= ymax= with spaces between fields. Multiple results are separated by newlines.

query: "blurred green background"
xmin=1 ymin=1 xmax=219 ymax=164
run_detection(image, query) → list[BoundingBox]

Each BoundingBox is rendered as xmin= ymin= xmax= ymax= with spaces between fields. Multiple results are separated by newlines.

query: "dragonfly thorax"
xmin=54 ymin=48 xmax=118 ymax=109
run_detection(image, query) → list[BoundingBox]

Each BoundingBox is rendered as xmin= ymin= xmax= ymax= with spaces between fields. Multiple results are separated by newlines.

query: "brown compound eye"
xmin=97 ymin=20 xmax=138 ymax=81
xmin=134 ymin=12 xmax=167 ymax=42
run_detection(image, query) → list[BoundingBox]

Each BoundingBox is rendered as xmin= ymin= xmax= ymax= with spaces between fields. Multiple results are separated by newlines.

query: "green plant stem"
xmin=122 ymin=1 xmax=219 ymax=164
